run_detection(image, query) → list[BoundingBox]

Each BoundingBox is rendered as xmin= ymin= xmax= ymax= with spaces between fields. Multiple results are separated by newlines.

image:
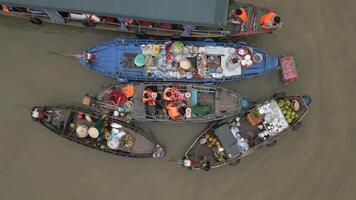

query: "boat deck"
xmin=227 ymin=2 xmax=274 ymax=34
xmin=82 ymin=39 xmax=279 ymax=83
xmin=214 ymin=90 xmax=239 ymax=116
xmin=39 ymin=107 xmax=156 ymax=156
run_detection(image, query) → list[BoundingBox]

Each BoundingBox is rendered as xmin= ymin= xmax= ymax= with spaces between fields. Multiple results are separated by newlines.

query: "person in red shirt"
xmin=109 ymin=90 xmax=127 ymax=106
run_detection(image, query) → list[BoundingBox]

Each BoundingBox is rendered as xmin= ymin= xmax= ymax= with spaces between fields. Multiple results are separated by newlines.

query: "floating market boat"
xmin=82 ymin=82 xmax=250 ymax=123
xmin=78 ymin=38 xmax=297 ymax=84
xmin=31 ymin=106 xmax=165 ymax=158
xmin=181 ymin=94 xmax=311 ymax=170
xmin=0 ymin=1 xmax=281 ymax=38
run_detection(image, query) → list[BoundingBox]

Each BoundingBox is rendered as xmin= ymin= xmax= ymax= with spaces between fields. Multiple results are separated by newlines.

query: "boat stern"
xmin=302 ymin=95 xmax=312 ymax=106
xmin=152 ymin=145 xmax=166 ymax=158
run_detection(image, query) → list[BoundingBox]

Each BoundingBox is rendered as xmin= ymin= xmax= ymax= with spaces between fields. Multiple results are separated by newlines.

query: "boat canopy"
xmin=1 ymin=0 xmax=230 ymax=27
xmin=214 ymin=124 xmax=241 ymax=158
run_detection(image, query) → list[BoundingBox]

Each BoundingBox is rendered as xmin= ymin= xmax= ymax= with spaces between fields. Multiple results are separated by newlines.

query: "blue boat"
xmin=79 ymin=38 xmax=295 ymax=84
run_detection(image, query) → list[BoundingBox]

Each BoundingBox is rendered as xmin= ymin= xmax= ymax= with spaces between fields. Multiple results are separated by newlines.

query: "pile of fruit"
xmin=205 ymin=134 xmax=221 ymax=149
xmin=205 ymin=134 xmax=226 ymax=161
xmin=278 ymin=99 xmax=299 ymax=124
xmin=123 ymin=134 xmax=135 ymax=149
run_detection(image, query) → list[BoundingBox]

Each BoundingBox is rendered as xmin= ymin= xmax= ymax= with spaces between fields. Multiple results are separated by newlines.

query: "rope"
xmin=50 ymin=52 xmax=82 ymax=59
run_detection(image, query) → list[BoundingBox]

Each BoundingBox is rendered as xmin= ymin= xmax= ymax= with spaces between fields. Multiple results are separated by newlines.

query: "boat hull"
xmin=183 ymin=95 xmax=310 ymax=170
xmin=31 ymin=106 xmax=165 ymax=158
xmin=83 ymin=82 xmax=249 ymax=123
xmin=0 ymin=1 xmax=280 ymax=38
xmin=79 ymin=38 xmax=280 ymax=83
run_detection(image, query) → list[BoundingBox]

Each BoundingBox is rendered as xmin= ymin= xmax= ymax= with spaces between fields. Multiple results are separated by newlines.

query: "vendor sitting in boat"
xmin=166 ymin=101 xmax=187 ymax=120
xmin=229 ymin=8 xmax=248 ymax=25
xmin=229 ymin=8 xmax=248 ymax=32
xmin=143 ymin=88 xmax=158 ymax=106
xmin=259 ymin=11 xmax=281 ymax=30
xmin=108 ymin=85 xmax=134 ymax=106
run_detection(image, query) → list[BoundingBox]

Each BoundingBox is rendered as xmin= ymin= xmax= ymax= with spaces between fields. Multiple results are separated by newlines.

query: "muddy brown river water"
xmin=1 ymin=0 xmax=356 ymax=199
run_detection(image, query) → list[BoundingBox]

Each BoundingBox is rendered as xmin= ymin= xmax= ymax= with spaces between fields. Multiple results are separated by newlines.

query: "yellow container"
xmin=152 ymin=44 xmax=161 ymax=55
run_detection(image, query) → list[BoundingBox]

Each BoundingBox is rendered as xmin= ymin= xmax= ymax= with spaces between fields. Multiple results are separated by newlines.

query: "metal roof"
xmin=1 ymin=0 xmax=230 ymax=27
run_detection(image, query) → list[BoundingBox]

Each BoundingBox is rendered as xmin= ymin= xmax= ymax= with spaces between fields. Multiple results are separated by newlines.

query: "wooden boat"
xmin=181 ymin=94 xmax=311 ymax=170
xmin=0 ymin=1 xmax=281 ymax=39
xmin=31 ymin=106 xmax=165 ymax=158
xmin=77 ymin=38 xmax=295 ymax=84
xmin=82 ymin=82 xmax=250 ymax=123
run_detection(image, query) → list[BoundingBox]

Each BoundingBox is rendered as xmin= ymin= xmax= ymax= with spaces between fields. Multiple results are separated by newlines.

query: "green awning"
xmin=1 ymin=0 xmax=230 ymax=27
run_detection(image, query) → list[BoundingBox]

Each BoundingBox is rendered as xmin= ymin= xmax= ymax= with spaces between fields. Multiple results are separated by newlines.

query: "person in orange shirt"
xmin=229 ymin=8 xmax=248 ymax=25
xmin=121 ymin=85 xmax=135 ymax=98
xmin=166 ymin=102 xmax=187 ymax=120
xmin=259 ymin=11 xmax=281 ymax=30
xmin=2 ymin=5 xmax=10 ymax=12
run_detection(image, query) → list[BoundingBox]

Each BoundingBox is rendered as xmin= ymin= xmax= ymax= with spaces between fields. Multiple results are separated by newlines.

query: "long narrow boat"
xmin=31 ymin=106 xmax=165 ymax=158
xmin=78 ymin=38 xmax=296 ymax=84
xmin=181 ymin=94 xmax=311 ymax=170
xmin=0 ymin=1 xmax=281 ymax=39
xmin=82 ymin=82 xmax=250 ymax=123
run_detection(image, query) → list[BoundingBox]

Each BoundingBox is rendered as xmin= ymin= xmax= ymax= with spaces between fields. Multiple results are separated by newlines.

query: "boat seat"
xmin=191 ymin=88 xmax=198 ymax=106
xmin=131 ymin=84 xmax=145 ymax=119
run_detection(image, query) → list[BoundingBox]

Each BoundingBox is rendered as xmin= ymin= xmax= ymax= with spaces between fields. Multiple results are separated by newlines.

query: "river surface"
xmin=1 ymin=0 xmax=356 ymax=199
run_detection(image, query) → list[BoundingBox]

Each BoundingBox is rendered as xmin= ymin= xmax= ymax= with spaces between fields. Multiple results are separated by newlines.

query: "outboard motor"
xmin=152 ymin=145 xmax=166 ymax=158
xmin=85 ymin=53 xmax=96 ymax=64
xmin=240 ymin=97 xmax=250 ymax=109
xmin=302 ymin=95 xmax=312 ymax=106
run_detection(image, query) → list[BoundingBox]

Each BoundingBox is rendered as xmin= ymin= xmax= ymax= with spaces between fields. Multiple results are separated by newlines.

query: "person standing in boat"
xmin=259 ymin=11 xmax=281 ymax=30
xmin=229 ymin=8 xmax=248 ymax=32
